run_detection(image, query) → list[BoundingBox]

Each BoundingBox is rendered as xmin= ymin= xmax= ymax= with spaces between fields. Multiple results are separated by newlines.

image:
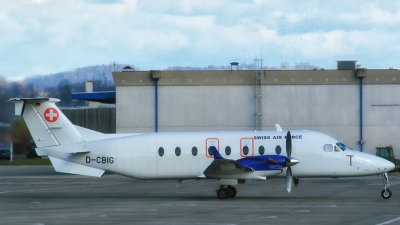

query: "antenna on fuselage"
xmin=275 ymin=124 xmax=283 ymax=131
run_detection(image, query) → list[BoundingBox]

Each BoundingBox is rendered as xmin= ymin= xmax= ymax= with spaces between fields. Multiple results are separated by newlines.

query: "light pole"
xmin=113 ymin=62 xmax=116 ymax=72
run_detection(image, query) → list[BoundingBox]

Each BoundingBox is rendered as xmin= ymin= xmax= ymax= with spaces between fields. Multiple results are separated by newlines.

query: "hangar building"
xmin=112 ymin=64 xmax=400 ymax=155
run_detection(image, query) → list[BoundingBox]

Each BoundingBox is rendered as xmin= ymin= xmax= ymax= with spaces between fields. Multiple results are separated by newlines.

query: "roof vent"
xmin=337 ymin=60 xmax=357 ymax=70
xmin=122 ymin=66 xmax=135 ymax=72
xmin=230 ymin=62 xmax=239 ymax=71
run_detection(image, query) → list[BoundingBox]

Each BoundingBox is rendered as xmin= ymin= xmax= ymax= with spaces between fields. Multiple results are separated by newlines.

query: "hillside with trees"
xmin=0 ymin=64 xmax=132 ymax=153
xmin=0 ymin=64 xmax=130 ymax=125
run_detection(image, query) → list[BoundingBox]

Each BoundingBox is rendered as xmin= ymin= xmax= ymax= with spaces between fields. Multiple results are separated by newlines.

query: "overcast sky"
xmin=1 ymin=0 xmax=400 ymax=79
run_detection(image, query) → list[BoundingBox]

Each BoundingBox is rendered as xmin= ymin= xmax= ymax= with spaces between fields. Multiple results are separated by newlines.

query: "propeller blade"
xmin=286 ymin=131 xmax=292 ymax=157
xmin=286 ymin=167 xmax=292 ymax=193
xmin=267 ymin=157 xmax=278 ymax=165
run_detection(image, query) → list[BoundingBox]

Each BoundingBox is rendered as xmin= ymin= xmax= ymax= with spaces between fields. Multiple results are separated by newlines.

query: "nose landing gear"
xmin=381 ymin=172 xmax=392 ymax=199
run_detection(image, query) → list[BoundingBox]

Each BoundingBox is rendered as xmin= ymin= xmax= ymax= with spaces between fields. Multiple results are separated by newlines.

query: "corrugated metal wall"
xmin=62 ymin=107 xmax=116 ymax=134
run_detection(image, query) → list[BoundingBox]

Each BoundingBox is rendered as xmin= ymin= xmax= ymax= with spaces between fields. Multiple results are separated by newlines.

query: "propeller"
xmin=285 ymin=131 xmax=299 ymax=193
xmin=264 ymin=131 xmax=299 ymax=192
xmin=286 ymin=131 xmax=292 ymax=157
xmin=267 ymin=157 xmax=278 ymax=165
xmin=286 ymin=167 xmax=293 ymax=192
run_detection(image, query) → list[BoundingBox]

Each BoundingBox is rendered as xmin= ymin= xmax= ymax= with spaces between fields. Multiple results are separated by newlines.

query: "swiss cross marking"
xmin=44 ymin=108 xmax=59 ymax=122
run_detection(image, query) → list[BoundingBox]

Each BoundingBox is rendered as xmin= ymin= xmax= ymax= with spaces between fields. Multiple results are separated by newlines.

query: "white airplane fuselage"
xmin=37 ymin=130 xmax=392 ymax=180
xmin=9 ymin=97 xmax=395 ymax=199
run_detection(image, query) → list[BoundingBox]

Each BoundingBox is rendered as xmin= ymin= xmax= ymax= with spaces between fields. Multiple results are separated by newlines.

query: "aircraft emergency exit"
xmin=9 ymin=97 xmax=395 ymax=199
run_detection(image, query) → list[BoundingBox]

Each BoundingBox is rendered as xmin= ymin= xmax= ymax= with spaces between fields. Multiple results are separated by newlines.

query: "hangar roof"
xmin=112 ymin=69 xmax=400 ymax=86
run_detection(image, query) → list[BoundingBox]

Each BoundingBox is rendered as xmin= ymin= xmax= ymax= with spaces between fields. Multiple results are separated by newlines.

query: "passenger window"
xmin=259 ymin=145 xmax=265 ymax=155
xmin=175 ymin=147 xmax=181 ymax=156
xmin=192 ymin=147 xmax=198 ymax=156
xmin=324 ymin=144 xmax=333 ymax=152
xmin=275 ymin=145 xmax=281 ymax=155
xmin=243 ymin=146 xmax=249 ymax=155
xmin=158 ymin=147 xmax=164 ymax=156
xmin=208 ymin=146 xmax=213 ymax=156
xmin=225 ymin=146 xmax=231 ymax=155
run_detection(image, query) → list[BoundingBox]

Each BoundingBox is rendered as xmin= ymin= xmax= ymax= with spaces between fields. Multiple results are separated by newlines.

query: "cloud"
xmin=84 ymin=0 xmax=124 ymax=4
xmin=338 ymin=3 xmax=400 ymax=28
xmin=0 ymin=0 xmax=400 ymax=78
xmin=29 ymin=0 xmax=51 ymax=5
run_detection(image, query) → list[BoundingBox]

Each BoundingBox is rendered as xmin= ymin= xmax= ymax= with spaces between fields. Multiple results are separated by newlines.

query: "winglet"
xmin=210 ymin=146 xmax=223 ymax=160
xmin=275 ymin=124 xmax=282 ymax=131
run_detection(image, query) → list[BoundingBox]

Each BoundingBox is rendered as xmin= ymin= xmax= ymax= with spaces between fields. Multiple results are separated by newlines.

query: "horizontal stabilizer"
xmin=61 ymin=141 xmax=91 ymax=154
xmin=49 ymin=156 xmax=105 ymax=177
xmin=63 ymin=149 xmax=90 ymax=154
xmin=35 ymin=146 xmax=89 ymax=155
xmin=8 ymin=98 xmax=54 ymax=115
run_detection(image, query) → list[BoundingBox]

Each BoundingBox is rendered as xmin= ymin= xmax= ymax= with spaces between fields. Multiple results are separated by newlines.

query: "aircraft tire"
xmin=226 ymin=186 xmax=237 ymax=198
xmin=217 ymin=188 xmax=228 ymax=199
xmin=381 ymin=189 xmax=392 ymax=199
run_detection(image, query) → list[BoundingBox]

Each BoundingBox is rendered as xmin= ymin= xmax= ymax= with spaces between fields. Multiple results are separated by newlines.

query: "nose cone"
xmin=286 ymin=157 xmax=300 ymax=166
xmin=370 ymin=156 xmax=395 ymax=173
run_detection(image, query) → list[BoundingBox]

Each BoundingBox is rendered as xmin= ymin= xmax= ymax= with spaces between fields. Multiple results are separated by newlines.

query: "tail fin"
xmin=9 ymin=97 xmax=82 ymax=147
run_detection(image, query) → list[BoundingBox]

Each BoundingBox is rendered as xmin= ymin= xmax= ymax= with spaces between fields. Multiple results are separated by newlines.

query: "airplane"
xmin=9 ymin=97 xmax=395 ymax=199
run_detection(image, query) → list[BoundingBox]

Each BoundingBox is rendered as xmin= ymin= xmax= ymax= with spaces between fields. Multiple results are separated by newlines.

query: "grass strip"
xmin=0 ymin=158 xmax=51 ymax=166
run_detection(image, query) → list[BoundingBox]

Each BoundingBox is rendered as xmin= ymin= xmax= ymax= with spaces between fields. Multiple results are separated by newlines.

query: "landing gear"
xmin=226 ymin=186 xmax=237 ymax=197
xmin=216 ymin=185 xmax=237 ymax=199
xmin=381 ymin=189 xmax=392 ymax=199
xmin=381 ymin=172 xmax=392 ymax=199
xmin=293 ymin=177 xmax=299 ymax=187
xmin=217 ymin=188 xmax=228 ymax=199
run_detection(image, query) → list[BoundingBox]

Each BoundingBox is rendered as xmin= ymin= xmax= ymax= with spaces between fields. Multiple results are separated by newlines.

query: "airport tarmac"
xmin=0 ymin=166 xmax=400 ymax=225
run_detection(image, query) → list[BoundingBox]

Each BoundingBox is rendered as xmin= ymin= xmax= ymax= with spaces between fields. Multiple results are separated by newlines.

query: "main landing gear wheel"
xmin=217 ymin=188 xmax=228 ymax=199
xmin=216 ymin=185 xmax=236 ymax=199
xmin=381 ymin=189 xmax=392 ymax=199
xmin=226 ymin=186 xmax=237 ymax=198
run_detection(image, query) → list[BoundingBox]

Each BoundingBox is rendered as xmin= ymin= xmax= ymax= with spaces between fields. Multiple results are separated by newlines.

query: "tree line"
xmin=0 ymin=64 xmax=124 ymax=154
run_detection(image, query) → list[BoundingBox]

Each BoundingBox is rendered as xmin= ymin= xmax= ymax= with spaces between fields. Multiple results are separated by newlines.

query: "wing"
xmin=203 ymin=158 xmax=254 ymax=177
xmin=203 ymin=146 xmax=254 ymax=179
xmin=202 ymin=146 xmax=285 ymax=180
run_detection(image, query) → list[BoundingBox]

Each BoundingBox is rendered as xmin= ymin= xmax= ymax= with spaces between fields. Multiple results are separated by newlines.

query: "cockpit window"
xmin=336 ymin=142 xmax=347 ymax=151
xmin=323 ymin=144 xmax=333 ymax=152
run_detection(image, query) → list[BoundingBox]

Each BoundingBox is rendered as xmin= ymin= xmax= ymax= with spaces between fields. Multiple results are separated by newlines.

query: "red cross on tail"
xmin=44 ymin=108 xmax=59 ymax=122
